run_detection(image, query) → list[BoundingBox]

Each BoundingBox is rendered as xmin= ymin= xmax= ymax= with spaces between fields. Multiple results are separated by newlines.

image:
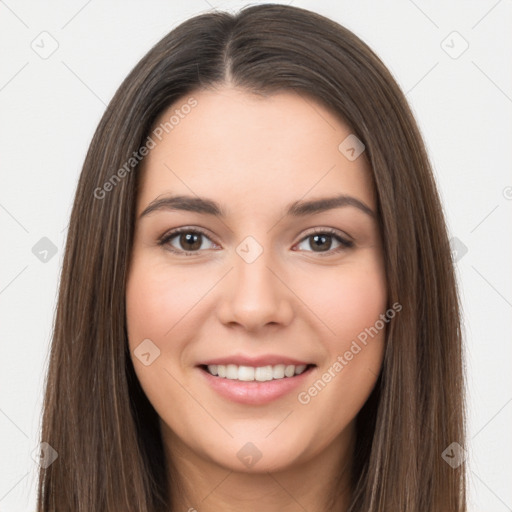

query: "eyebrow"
xmin=139 ymin=193 xmax=376 ymax=219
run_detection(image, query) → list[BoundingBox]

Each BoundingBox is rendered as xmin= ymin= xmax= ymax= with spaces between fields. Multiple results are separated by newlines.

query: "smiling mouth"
xmin=199 ymin=363 xmax=316 ymax=382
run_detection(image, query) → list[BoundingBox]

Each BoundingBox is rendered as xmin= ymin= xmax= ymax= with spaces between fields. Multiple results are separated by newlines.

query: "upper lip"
xmin=198 ymin=354 xmax=315 ymax=367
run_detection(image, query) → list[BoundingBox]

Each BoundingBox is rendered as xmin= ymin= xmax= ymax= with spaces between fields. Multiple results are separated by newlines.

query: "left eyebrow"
xmin=287 ymin=194 xmax=375 ymax=218
xmin=139 ymin=193 xmax=376 ymax=220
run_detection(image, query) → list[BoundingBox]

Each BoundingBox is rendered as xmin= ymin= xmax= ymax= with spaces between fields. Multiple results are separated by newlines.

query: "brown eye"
xmin=159 ymin=228 xmax=217 ymax=254
xmin=295 ymin=229 xmax=353 ymax=255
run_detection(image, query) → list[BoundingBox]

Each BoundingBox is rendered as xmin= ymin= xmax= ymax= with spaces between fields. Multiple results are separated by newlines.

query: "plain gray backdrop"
xmin=1 ymin=1 xmax=511 ymax=510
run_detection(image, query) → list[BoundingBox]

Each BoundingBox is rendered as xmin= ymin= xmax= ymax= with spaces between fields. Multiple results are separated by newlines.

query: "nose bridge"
xmin=217 ymin=235 xmax=294 ymax=329
xmin=236 ymin=244 xmax=275 ymax=295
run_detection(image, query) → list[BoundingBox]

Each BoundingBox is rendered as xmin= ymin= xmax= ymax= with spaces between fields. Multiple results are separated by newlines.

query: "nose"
xmin=216 ymin=249 xmax=294 ymax=332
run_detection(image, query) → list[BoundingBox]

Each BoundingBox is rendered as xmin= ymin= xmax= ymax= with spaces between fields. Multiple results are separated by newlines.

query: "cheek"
xmin=293 ymin=255 xmax=387 ymax=424
xmin=126 ymin=260 xmax=205 ymax=346
xmin=299 ymin=254 xmax=387 ymax=345
xmin=125 ymin=259 xmax=205 ymax=412
xmin=297 ymin=253 xmax=387 ymax=393
xmin=125 ymin=257 xmax=220 ymax=405
xmin=334 ymin=271 xmax=386 ymax=342
xmin=126 ymin=273 xmax=171 ymax=346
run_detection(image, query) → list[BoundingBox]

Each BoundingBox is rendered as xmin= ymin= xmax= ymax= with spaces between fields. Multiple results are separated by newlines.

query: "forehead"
xmin=136 ymin=86 xmax=375 ymax=217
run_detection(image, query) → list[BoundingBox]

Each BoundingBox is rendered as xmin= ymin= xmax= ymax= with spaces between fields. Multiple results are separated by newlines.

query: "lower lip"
xmin=198 ymin=365 xmax=316 ymax=405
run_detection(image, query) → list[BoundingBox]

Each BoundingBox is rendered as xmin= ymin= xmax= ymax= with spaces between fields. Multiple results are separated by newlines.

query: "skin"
xmin=126 ymin=86 xmax=387 ymax=512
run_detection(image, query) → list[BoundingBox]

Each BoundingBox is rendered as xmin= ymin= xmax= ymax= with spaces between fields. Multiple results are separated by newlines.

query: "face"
xmin=126 ymin=86 xmax=387 ymax=475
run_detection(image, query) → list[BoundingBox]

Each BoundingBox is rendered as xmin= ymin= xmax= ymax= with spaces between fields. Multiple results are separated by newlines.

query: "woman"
xmin=36 ymin=4 xmax=467 ymax=511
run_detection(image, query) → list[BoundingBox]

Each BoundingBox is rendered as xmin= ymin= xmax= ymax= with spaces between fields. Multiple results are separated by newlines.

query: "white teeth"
xmin=255 ymin=365 xmax=273 ymax=381
xmin=226 ymin=364 xmax=238 ymax=379
xmin=205 ymin=363 xmax=310 ymax=381
xmin=295 ymin=364 xmax=307 ymax=375
xmin=237 ymin=366 xmax=255 ymax=381
xmin=272 ymin=364 xmax=285 ymax=379
xmin=284 ymin=365 xmax=295 ymax=377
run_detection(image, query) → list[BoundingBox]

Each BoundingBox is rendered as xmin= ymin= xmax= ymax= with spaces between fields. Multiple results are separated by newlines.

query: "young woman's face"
xmin=126 ymin=86 xmax=387 ymax=474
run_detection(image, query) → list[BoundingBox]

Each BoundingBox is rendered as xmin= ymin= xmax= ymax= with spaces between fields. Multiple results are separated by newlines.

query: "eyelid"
xmin=294 ymin=227 xmax=353 ymax=256
xmin=158 ymin=226 xmax=353 ymax=256
xmin=158 ymin=226 xmax=219 ymax=252
xmin=300 ymin=226 xmax=353 ymax=244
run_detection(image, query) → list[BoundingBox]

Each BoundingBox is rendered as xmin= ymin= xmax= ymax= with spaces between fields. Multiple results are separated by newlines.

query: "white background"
xmin=0 ymin=1 xmax=511 ymax=510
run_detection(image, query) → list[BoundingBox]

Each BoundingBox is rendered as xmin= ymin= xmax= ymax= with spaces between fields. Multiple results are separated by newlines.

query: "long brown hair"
xmin=36 ymin=4 xmax=467 ymax=511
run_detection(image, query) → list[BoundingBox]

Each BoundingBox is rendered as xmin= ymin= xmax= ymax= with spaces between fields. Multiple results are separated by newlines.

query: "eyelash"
xmin=158 ymin=226 xmax=354 ymax=257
